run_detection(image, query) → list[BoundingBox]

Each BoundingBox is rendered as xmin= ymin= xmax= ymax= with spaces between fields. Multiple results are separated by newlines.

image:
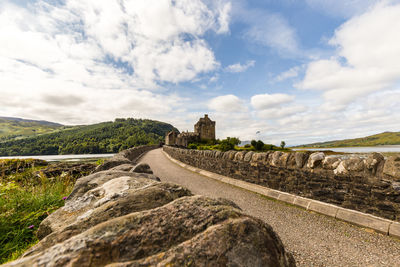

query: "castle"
xmin=165 ymin=114 xmax=216 ymax=147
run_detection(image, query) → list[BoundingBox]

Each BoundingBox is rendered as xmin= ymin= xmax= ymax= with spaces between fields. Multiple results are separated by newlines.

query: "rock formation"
xmin=4 ymin=146 xmax=295 ymax=267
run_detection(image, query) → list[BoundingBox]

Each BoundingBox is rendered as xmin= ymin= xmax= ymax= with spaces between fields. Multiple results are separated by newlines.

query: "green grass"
xmin=0 ymin=162 xmax=75 ymax=263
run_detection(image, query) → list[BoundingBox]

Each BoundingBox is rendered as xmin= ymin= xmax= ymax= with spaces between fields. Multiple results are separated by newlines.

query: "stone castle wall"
xmin=163 ymin=146 xmax=400 ymax=221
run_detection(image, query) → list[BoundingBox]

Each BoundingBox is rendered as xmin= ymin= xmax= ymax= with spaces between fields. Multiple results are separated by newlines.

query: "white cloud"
xmin=208 ymin=94 xmax=244 ymax=112
xmin=251 ymin=93 xmax=295 ymax=110
xmin=0 ymin=0 xmax=231 ymax=124
xmin=275 ymin=66 xmax=301 ymax=82
xmin=256 ymin=105 xmax=307 ymax=120
xmin=225 ymin=60 xmax=255 ymax=73
xmin=297 ymin=1 xmax=400 ymax=110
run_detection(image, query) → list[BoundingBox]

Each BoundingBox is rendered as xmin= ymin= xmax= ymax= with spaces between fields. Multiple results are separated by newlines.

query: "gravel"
xmin=139 ymin=149 xmax=400 ymax=267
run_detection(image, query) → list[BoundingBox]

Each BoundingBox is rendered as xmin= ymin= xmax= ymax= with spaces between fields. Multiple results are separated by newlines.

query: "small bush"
xmin=188 ymin=143 xmax=198 ymax=149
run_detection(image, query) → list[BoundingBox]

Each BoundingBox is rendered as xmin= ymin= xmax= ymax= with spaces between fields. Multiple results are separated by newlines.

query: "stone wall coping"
xmin=162 ymin=150 xmax=400 ymax=239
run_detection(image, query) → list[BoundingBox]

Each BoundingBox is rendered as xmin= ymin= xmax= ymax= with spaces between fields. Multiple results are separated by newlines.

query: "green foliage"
xmin=218 ymin=137 xmax=241 ymax=152
xmin=251 ymin=140 xmax=265 ymax=151
xmin=0 ymin=118 xmax=178 ymax=156
xmin=298 ymin=131 xmax=400 ymax=148
xmin=0 ymin=117 xmax=65 ymax=143
xmin=0 ymin=160 xmax=76 ymax=263
xmin=188 ymin=143 xmax=198 ymax=149
xmin=280 ymin=141 xmax=286 ymax=149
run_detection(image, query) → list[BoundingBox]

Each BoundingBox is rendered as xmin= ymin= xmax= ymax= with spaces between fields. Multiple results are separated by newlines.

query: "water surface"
xmin=0 ymin=154 xmax=115 ymax=162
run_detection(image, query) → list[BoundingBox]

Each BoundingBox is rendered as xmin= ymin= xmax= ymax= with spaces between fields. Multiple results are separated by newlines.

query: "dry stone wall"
xmin=163 ymin=146 xmax=400 ymax=221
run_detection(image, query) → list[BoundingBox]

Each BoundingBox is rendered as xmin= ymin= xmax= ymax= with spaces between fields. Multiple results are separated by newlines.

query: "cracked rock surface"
xmin=5 ymin=152 xmax=295 ymax=267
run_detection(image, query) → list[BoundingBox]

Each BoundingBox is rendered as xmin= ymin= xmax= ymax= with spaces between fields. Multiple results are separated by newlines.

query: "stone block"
xmin=389 ymin=222 xmax=400 ymax=239
xmin=336 ymin=208 xmax=391 ymax=234
xmin=278 ymin=193 xmax=296 ymax=204
xmin=307 ymin=152 xmax=325 ymax=169
xmin=383 ymin=156 xmax=400 ymax=180
xmin=294 ymin=196 xmax=312 ymax=209
xmin=264 ymin=189 xmax=280 ymax=199
xmin=308 ymin=200 xmax=338 ymax=217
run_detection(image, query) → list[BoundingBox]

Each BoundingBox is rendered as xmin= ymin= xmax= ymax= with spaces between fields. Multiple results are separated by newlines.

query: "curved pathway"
xmin=139 ymin=149 xmax=400 ymax=267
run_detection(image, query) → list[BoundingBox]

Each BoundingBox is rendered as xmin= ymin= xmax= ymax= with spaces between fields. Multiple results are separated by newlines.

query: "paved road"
xmin=139 ymin=149 xmax=400 ymax=267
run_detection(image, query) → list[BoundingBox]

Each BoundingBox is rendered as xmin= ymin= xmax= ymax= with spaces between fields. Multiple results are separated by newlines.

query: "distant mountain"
xmin=298 ymin=131 xmax=400 ymax=148
xmin=0 ymin=116 xmax=66 ymax=142
xmin=0 ymin=118 xmax=178 ymax=156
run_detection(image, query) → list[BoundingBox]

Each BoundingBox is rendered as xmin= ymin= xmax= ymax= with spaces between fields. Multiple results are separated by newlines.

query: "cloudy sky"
xmin=1 ymin=0 xmax=399 ymax=145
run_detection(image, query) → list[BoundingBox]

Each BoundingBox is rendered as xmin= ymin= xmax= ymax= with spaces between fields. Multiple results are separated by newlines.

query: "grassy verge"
xmin=0 ymin=162 xmax=75 ymax=263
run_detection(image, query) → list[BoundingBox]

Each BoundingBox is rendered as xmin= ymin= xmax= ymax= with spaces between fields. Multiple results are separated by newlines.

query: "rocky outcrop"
xmin=4 ymin=147 xmax=295 ymax=267
xmin=164 ymin=146 xmax=400 ymax=221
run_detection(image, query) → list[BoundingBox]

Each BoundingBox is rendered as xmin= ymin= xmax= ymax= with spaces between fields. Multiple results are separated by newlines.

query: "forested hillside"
xmin=0 ymin=117 xmax=65 ymax=142
xmin=299 ymin=131 xmax=400 ymax=148
xmin=0 ymin=118 xmax=178 ymax=156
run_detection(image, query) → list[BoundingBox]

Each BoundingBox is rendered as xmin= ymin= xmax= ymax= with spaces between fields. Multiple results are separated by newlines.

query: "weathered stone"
xmin=110 ymin=164 xmax=135 ymax=172
xmin=131 ymin=163 xmax=153 ymax=174
xmin=226 ymin=151 xmax=238 ymax=160
xmin=383 ymin=156 xmax=400 ymax=180
xmin=322 ymin=156 xmax=340 ymax=170
xmin=94 ymin=145 xmax=158 ymax=173
xmin=271 ymin=151 xmax=283 ymax=166
xmin=342 ymin=157 xmax=365 ymax=172
xmin=286 ymin=153 xmax=297 ymax=168
xmin=37 ymin=171 xmax=160 ymax=239
xmin=307 ymin=152 xmax=325 ymax=168
xmin=295 ymin=152 xmax=309 ymax=168
xmin=163 ymin=146 xmax=400 ymax=222
xmin=10 ymin=196 xmax=294 ymax=267
xmin=334 ymin=161 xmax=348 ymax=175
xmin=278 ymin=152 xmax=290 ymax=167
xmin=234 ymin=151 xmax=247 ymax=161
xmin=364 ymin=153 xmax=384 ymax=174
xmin=24 ymin=182 xmax=192 ymax=257
xmin=251 ymin=152 xmax=268 ymax=163
xmin=244 ymin=151 xmax=254 ymax=162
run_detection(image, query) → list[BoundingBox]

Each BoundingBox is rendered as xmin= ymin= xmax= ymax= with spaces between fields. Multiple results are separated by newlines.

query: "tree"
xmin=280 ymin=141 xmax=286 ymax=149
xmin=251 ymin=140 xmax=264 ymax=151
xmin=219 ymin=137 xmax=241 ymax=152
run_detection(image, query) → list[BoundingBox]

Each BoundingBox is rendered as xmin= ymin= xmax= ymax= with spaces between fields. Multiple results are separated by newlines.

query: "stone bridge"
xmin=5 ymin=146 xmax=400 ymax=267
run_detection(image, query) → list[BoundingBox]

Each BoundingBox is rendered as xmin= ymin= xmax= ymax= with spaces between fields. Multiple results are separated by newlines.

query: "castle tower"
xmin=194 ymin=114 xmax=216 ymax=140
xmin=165 ymin=131 xmax=178 ymax=145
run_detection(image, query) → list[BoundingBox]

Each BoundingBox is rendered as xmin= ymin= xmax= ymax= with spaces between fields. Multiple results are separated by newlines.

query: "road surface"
xmin=139 ymin=148 xmax=400 ymax=267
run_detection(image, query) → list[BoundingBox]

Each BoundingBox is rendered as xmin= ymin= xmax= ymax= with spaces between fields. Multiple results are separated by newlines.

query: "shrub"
xmin=218 ymin=137 xmax=240 ymax=152
xmin=188 ymin=143 xmax=198 ymax=149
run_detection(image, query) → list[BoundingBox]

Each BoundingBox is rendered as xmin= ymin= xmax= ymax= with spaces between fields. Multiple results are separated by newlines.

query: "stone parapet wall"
xmin=163 ymin=146 xmax=400 ymax=221
xmin=94 ymin=145 xmax=160 ymax=172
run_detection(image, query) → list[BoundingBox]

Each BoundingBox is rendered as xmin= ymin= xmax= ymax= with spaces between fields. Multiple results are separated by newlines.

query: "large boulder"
xmin=307 ymin=152 xmax=325 ymax=169
xmin=6 ymin=165 xmax=295 ymax=267
xmin=383 ymin=156 xmax=400 ymax=180
xmin=131 ymin=163 xmax=153 ymax=174
xmin=364 ymin=152 xmax=384 ymax=175
xmin=294 ymin=152 xmax=309 ymax=168
xmin=322 ymin=156 xmax=340 ymax=170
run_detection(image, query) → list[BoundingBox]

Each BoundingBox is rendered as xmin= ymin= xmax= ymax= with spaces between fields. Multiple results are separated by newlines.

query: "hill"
xmin=299 ymin=131 xmax=400 ymax=148
xmin=0 ymin=118 xmax=178 ymax=156
xmin=0 ymin=117 xmax=65 ymax=142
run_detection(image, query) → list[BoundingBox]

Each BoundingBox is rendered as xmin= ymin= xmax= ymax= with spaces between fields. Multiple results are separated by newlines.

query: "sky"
xmin=1 ymin=0 xmax=399 ymax=146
